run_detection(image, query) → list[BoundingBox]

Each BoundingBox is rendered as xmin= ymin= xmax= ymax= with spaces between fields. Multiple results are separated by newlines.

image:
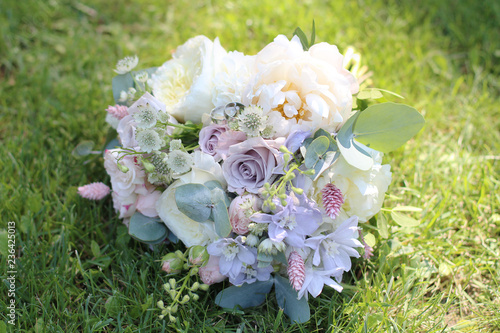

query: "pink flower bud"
xmin=78 ymin=182 xmax=110 ymax=200
xmin=188 ymin=246 xmax=209 ymax=265
xmin=106 ymin=104 xmax=129 ymax=120
xmin=229 ymin=194 xmax=262 ymax=235
xmin=161 ymin=253 xmax=183 ymax=273
xmin=321 ymin=183 xmax=344 ymax=219
xmin=287 ymin=251 xmax=305 ymax=291
xmin=198 ymin=256 xmax=226 ymax=285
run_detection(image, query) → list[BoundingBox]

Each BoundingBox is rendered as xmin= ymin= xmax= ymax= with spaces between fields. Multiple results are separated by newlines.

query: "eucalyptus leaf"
xmin=336 ymin=112 xmax=373 ymax=170
xmin=304 ymin=136 xmax=329 ymax=168
xmin=313 ymin=128 xmax=337 ymax=151
xmin=274 ymin=275 xmax=310 ymax=323
xmin=391 ymin=211 xmax=420 ymax=227
xmin=215 ymin=279 xmax=274 ymax=309
xmin=104 ymin=138 xmax=121 ymax=151
xmin=112 ymin=67 xmax=158 ymax=105
xmin=212 ymin=200 xmax=232 ymax=238
xmin=72 ymin=140 xmax=94 ymax=157
xmin=128 ymin=212 xmax=168 ymax=243
xmin=175 ymin=184 xmax=213 ymax=222
xmin=313 ymin=151 xmax=338 ymax=181
xmin=354 ymin=103 xmax=425 ymax=153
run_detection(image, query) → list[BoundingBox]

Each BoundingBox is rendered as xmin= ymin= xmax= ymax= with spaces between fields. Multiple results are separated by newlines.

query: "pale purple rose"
xmin=198 ymin=124 xmax=229 ymax=161
xmin=215 ymin=130 xmax=247 ymax=160
xmin=222 ymin=137 xmax=284 ymax=195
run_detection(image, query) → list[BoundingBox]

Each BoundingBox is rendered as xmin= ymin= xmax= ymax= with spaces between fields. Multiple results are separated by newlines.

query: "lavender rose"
xmin=222 ymin=137 xmax=284 ymax=195
xmin=198 ymin=124 xmax=229 ymax=161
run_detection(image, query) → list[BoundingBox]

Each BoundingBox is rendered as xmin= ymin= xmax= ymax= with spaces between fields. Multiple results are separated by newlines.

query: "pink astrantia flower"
xmin=78 ymin=182 xmax=110 ymax=200
xmin=106 ymin=105 xmax=129 ymax=120
xmin=321 ymin=183 xmax=344 ymax=219
xmin=287 ymin=251 xmax=305 ymax=291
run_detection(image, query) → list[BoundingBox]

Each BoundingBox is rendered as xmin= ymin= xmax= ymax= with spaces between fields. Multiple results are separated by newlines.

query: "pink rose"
xmin=222 ymin=137 xmax=284 ymax=195
xmin=229 ymin=194 xmax=262 ymax=235
xmin=136 ymin=188 xmax=162 ymax=218
xmin=198 ymin=255 xmax=227 ymax=285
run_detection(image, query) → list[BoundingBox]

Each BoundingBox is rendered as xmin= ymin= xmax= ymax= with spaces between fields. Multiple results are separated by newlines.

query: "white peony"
xmin=151 ymin=35 xmax=227 ymax=123
xmin=212 ymin=51 xmax=256 ymax=107
xmin=312 ymin=147 xmax=392 ymax=222
xmin=156 ymin=152 xmax=224 ymax=247
xmin=242 ymin=35 xmax=359 ymax=136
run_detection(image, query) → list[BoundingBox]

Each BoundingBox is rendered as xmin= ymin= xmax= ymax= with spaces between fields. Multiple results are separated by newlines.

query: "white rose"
xmin=243 ymin=35 xmax=359 ymax=136
xmin=104 ymin=149 xmax=145 ymax=198
xmin=112 ymin=191 xmax=137 ymax=219
xmin=116 ymin=115 xmax=138 ymax=148
xmin=212 ymin=51 xmax=256 ymax=107
xmin=151 ymin=36 xmax=227 ymax=123
xmin=156 ymin=153 xmax=224 ymax=247
xmin=312 ymin=148 xmax=392 ymax=222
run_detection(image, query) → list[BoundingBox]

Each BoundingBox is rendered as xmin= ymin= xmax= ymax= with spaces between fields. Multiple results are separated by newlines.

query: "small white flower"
xmin=166 ymin=150 xmax=193 ymax=174
xmin=119 ymin=90 xmax=129 ymax=102
xmin=133 ymin=103 xmax=158 ymax=129
xmin=114 ymin=55 xmax=139 ymax=74
xmin=135 ymin=71 xmax=149 ymax=83
xmin=237 ymin=105 xmax=267 ymax=137
xmin=136 ymin=128 xmax=164 ymax=153
xmin=169 ymin=139 xmax=183 ymax=151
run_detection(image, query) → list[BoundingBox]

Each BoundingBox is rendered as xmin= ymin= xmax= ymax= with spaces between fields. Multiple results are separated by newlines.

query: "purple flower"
xmin=206 ymin=236 xmax=256 ymax=279
xmin=297 ymin=263 xmax=344 ymax=300
xmin=251 ymin=193 xmax=322 ymax=247
xmin=304 ymin=216 xmax=362 ymax=272
xmin=222 ymin=137 xmax=284 ymax=195
xmin=230 ymin=262 xmax=274 ymax=286
xmin=284 ymin=130 xmax=311 ymax=153
xmin=198 ymin=124 xmax=229 ymax=161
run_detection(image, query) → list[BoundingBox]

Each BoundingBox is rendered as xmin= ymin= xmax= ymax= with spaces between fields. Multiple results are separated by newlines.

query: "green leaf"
xmin=304 ymin=136 xmax=329 ymax=169
xmin=215 ymin=279 xmax=274 ymax=309
xmin=90 ymin=240 xmax=101 ymax=258
xmin=377 ymin=212 xmax=389 ymax=239
xmin=313 ymin=128 xmax=337 ymax=151
xmin=354 ymin=102 xmax=425 ymax=153
xmin=0 ymin=229 xmax=8 ymax=257
xmin=392 ymin=205 xmax=423 ymax=212
xmin=0 ymin=320 xmax=6 ymax=333
xmin=212 ymin=200 xmax=232 ymax=238
xmin=112 ymin=67 xmax=158 ymax=104
xmin=357 ymin=89 xmax=384 ymax=100
xmin=205 ymin=180 xmax=230 ymax=206
xmin=293 ymin=27 xmax=309 ymax=51
xmin=72 ymin=140 xmax=94 ymax=157
xmin=105 ymin=296 xmax=121 ymax=317
xmin=312 ymin=151 xmax=338 ymax=181
xmin=310 ymin=20 xmax=315 ymax=46
xmin=391 ymin=211 xmax=420 ymax=227
xmin=128 ymin=212 xmax=168 ymax=243
xmin=104 ymin=138 xmax=121 ymax=151
xmin=175 ymin=183 xmax=213 ymax=222
xmin=274 ymin=275 xmax=310 ymax=323
xmin=336 ymin=112 xmax=374 ymax=171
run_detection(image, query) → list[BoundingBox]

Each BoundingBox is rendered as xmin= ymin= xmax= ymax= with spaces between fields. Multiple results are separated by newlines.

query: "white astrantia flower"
xmin=114 ymin=55 xmax=139 ymax=74
xmin=169 ymin=139 xmax=183 ymax=151
xmin=133 ymin=103 xmax=158 ymax=129
xmin=136 ymin=128 xmax=164 ymax=153
xmin=166 ymin=150 xmax=193 ymax=175
xmin=237 ymin=105 xmax=267 ymax=137
xmin=134 ymin=71 xmax=149 ymax=83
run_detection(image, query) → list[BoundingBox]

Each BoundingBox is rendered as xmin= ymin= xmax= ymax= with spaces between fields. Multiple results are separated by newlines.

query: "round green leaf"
xmin=215 ymin=279 xmax=274 ymax=309
xmin=391 ymin=211 xmax=421 ymax=227
xmin=274 ymin=275 xmax=310 ymax=323
xmin=304 ymin=136 xmax=329 ymax=168
xmin=72 ymin=140 xmax=94 ymax=157
xmin=128 ymin=212 xmax=168 ymax=243
xmin=212 ymin=200 xmax=232 ymax=238
xmin=175 ymin=183 xmax=213 ymax=222
xmin=354 ymin=102 xmax=425 ymax=153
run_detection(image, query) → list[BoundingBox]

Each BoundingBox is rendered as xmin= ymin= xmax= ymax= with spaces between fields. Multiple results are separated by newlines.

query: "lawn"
xmin=0 ymin=0 xmax=499 ymax=332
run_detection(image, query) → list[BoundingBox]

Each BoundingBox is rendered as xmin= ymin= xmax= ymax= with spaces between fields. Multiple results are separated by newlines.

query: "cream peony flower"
xmin=151 ymin=36 xmax=227 ymax=123
xmin=242 ymin=35 xmax=359 ymax=136
xmin=311 ymin=147 xmax=392 ymax=222
xmin=156 ymin=152 xmax=224 ymax=247
xmin=104 ymin=149 xmax=146 ymax=198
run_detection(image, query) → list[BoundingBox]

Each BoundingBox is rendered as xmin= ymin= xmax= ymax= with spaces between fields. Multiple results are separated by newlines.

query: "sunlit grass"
xmin=0 ymin=0 xmax=498 ymax=331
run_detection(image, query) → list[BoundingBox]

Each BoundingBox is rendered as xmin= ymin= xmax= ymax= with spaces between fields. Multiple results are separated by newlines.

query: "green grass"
xmin=1 ymin=0 xmax=499 ymax=331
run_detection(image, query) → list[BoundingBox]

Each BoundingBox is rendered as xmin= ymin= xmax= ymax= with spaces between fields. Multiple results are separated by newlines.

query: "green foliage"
xmin=128 ymin=212 xmax=168 ymax=244
xmin=215 ymin=280 xmax=274 ymax=308
xmin=274 ymin=275 xmax=310 ymax=324
xmin=0 ymin=0 xmax=498 ymax=331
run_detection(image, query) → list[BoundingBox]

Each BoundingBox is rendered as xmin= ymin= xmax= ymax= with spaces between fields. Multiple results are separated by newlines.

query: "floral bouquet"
xmin=77 ymin=27 xmax=424 ymax=323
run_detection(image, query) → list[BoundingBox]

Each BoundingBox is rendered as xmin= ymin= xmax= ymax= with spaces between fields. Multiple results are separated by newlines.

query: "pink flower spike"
xmin=287 ymin=251 xmax=305 ymax=291
xmin=78 ymin=182 xmax=110 ymax=200
xmin=106 ymin=104 xmax=129 ymax=120
xmin=358 ymin=231 xmax=374 ymax=259
xmin=321 ymin=183 xmax=344 ymax=219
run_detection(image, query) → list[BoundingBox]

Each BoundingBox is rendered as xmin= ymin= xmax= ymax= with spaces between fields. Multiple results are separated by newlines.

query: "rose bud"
xmin=198 ymin=255 xmax=226 ymax=285
xmin=188 ymin=245 xmax=209 ymax=266
xmin=229 ymin=194 xmax=262 ymax=235
xmin=161 ymin=253 xmax=183 ymax=274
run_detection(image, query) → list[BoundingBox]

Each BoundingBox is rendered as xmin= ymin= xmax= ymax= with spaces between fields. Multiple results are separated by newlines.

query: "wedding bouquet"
xmin=77 ymin=27 xmax=424 ymax=323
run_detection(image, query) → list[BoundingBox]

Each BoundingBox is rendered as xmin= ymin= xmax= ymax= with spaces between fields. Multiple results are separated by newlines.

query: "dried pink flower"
xmin=321 ymin=183 xmax=344 ymax=219
xmin=78 ymin=182 xmax=110 ymax=200
xmin=287 ymin=251 xmax=305 ymax=291
xmin=106 ymin=104 xmax=129 ymax=120
xmin=358 ymin=231 xmax=374 ymax=259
